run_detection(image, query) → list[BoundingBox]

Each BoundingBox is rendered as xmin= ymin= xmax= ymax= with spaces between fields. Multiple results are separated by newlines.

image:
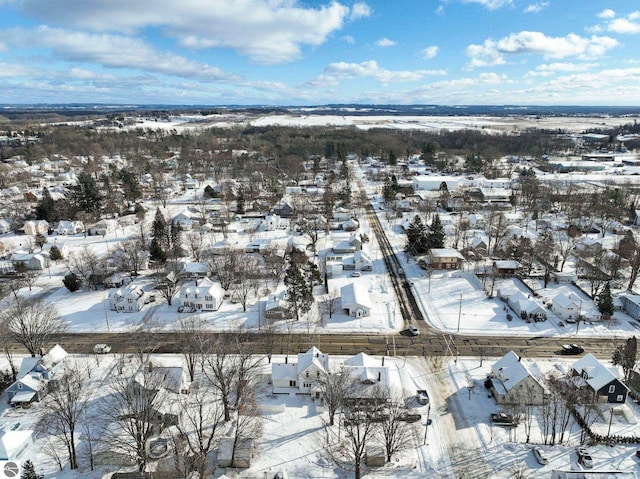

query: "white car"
xmin=93 ymin=343 xmax=111 ymax=354
xmin=533 ymin=447 xmax=548 ymax=465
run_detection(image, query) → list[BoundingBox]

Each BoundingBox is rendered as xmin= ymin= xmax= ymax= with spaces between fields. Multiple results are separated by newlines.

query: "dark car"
xmin=491 ymin=412 xmax=516 ymax=426
xmin=560 ymin=344 xmax=584 ymax=355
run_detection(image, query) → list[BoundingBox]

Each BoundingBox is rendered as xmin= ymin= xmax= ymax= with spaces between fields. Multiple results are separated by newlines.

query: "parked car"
xmin=10 ymin=422 xmax=20 ymax=431
xmin=351 ymin=271 xmax=362 ymax=277
xmin=93 ymin=343 xmax=111 ymax=354
xmin=533 ymin=446 xmax=548 ymax=465
xmin=560 ymin=344 xmax=584 ymax=355
xmin=408 ymin=325 xmax=420 ymax=336
xmin=416 ymin=389 xmax=430 ymax=405
xmin=491 ymin=412 xmax=516 ymax=426
xmin=577 ymin=448 xmax=593 ymax=468
xmin=399 ymin=412 xmax=422 ymax=423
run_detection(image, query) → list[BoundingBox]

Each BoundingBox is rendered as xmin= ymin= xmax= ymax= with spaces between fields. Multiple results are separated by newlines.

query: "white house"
xmin=23 ymin=219 xmax=49 ymax=236
xmin=342 ymin=352 xmax=390 ymax=401
xmin=56 ymin=220 xmax=84 ymax=235
xmin=0 ymin=219 xmax=12 ymax=234
xmin=178 ymin=277 xmax=224 ymax=312
xmin=107 ymin=285 xmax=145 ymax=312
xmin=271 ymin=346 xmax=330 ymax=394
xmin=507 ymin=291 xmax=547 ymax=321
xmin=341 ymin=283 xmax=372 ymax=318
xmin=490 ymin=351 xmax=547 ymax=405
xmin=10 ymin=252 xmax=50 ymax=270
xmin=263 ymin=214 xmax=282 ymax=231
xmin=412 ymin=175 xmax=463 ymax=192
xmin=245 ymin=238 xmax=272 ymax=254
xmin=0 ymin=430 xmax=33 ymax=460
xmin=551 ymin=293 xmax=582 ymax=321
xmin=173 ymin=208 xmax=200 ymax=230
xmin=90 ymin=219 xmax=118 ymax=236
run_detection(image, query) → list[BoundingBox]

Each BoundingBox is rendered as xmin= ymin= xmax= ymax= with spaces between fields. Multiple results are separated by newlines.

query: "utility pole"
xmin=456 ymin=294 xmax=463 ymax=333
xmin=423 ymin=404 xmax=431 ymax=445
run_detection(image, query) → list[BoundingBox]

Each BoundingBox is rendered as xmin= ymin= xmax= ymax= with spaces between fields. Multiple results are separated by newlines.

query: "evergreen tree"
xmin=427 ymin=214 xmax=446 ymax=249
xmin=284 ymin=262 xmax=313 ymax=321
xmin=236 ymin=190 xmax=246 ymax=215
xmin=35 ymin=187 xmax=55 ymax=222
xmin=382 ymin=179 xmax=395 ymax=205
xmin=49 ymin=244 xmax=63 ymax=261
xmin=405 ymin=215 xmax=428 ymax=255
xmin=119 ymin=168 xmax=142 ymax=203
xmin=150 ymin=208 xmax=168 ymax=263
xmin=612 ymin=336 xmax=637 ymax=382
xmin=597 ymin=282 xmax=614 ymax=317
xmin=21 ymin=459 xmax=44 ymax=479
xmin=63 ymin=273 xmax=82 ymax=292
xmin=388 ymin=150 xmax=397 ymax=166
xmin=71 ymin=172 xmax=102 ymax=214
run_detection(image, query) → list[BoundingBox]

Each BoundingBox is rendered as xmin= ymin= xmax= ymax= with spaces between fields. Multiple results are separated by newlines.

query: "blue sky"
xmin=0 ymin=0 xmax=639 ymax=105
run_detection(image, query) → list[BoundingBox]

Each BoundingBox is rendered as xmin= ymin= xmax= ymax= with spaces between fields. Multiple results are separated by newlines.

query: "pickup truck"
xmin=491 ymin=412 xmax=516 ymax=426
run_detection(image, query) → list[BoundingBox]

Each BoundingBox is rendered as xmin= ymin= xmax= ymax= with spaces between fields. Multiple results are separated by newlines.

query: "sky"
xmin=0 ymin=0 xmax=639 ymax=106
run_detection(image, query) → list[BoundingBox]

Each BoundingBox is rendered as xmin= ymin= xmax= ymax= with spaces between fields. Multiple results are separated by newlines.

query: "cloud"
xmin=598 ymin=9 xmax=616 ymax=19
xmin=526 ymin=62 xmax=596 ymax=77
xmin=459 ymin=0 xmax=513 ymax=10
xmin=466 ymin=31 xmax=618 ymax=68
xmin=524 ymin=2 xmax=548 ymax=14
xmin=0 ymin=26 xmax=242 ymax=83
xmin=607 ymin=17 xmax=640 ymax=34
xmin=435 ymin=5 xmax=445 ymax=15
xmin=343 ymin=35 xmax=355 ymax=44
xmin=308 ymin=60 xmax=446 ymax=87
xmin=420 ymin=46 xmax=439 ymax=59
xmin=350 ymin=2 xmax=371 ymax=20
xmin=14 ymin=0 xmax=354 ymax=64
xmin=375 ymin=37 xmax=396 ymax=47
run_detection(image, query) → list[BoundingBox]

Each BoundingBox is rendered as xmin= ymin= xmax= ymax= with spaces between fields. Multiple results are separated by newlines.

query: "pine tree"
xmin=35 ymin=187 xmax=55 ymax=222
xmin=427 ymin=214 xmax=445 ymax=249
xmin=284 ymin=262 xmax=313 ymax=321
xmin=405 ymin=215 xmax=428 ymax=255
xmin=150 ymin=208 xmax=168 ymax=262
xmin=597 ymin=282 xmax=614 ymax=317
xmin=21 ymin=460 xmax=44 ymax=479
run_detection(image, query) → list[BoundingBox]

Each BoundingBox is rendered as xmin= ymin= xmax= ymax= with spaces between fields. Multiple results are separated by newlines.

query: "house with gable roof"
xmin=571 ymin=353 xmax=629 ymax=404
xmin=107 ymin=284 xmax=145 ymax=312
xmin=271 ymin=346 xmax=329 ymax=394
xmin=552 ymin=292 xmax=582 ymax=321
xmin=342 ymin=352 xmax=390 ymax=406
xmin=489 ymin=351 xmax=547 ymax=405
xmin=177 ymin=277 xmax=224 ymax=312
xmin=7 ymin=344 xmax=68 ymax=406
xmin=340 ymin=283 xmax=372 ymax=318
xmin=264 ymin=291 xmax=292 ymax=321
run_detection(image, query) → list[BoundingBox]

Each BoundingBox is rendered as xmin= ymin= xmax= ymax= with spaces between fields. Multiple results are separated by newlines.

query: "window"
xmin=609 ymin=385 xmax=615 ymax=394
xmin=18 ymin=383 xmax=22 ymax=389
xmin=617 ymin=395 xmax=624 ymax=402
xmin=305 ymin=372 xmax=309 ymax=378
xmin=206 ymin=304 xmax=213 ymax=310
xmin=303 ymin=382 xmax=311 ymax=388
xmin=289 ymin=380 xmax=296 ymax=387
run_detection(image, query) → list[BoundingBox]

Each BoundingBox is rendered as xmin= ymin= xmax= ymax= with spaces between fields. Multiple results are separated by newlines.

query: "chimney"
xmin=285 ymin=356 xmax=288 ymax=364
xmin=382 ymin=357 xmax=385 ymax=366
xmin=378 ymin=371 xmax=381 ymax=382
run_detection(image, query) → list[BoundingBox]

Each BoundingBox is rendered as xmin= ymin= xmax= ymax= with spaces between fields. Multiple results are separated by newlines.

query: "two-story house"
xmin=7 ymin=345 xmax=68 ymax=406
xmin=177 ymin=277 xmax=224 ymax=312
xmin=107 ymin=285 xmax=146 ymax=312
xmin=271 ymin=346 xmax=330 ymax=394
xmin=571 ymin=353 xmax=629 ymax=404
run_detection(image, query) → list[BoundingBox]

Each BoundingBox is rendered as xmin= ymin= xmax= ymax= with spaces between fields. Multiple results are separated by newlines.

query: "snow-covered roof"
xmin=491 ymin=351 xmax=540 ymax=393
xmin=0 ymin=430 xmax=32 ymax=460
xmin=41 ymin=344 xmax=67 ymax=370
xmin=572 ymin=353 xmax=625 ymax=392
xmin=344 ymin=352 xmax=378 ymax=368
xmin=298 ymin=346 xmax=329 ymax=375
xmin=553 ymin=293 xmax=580 ymax=309
xmin=340 ymin=283 xmax=372 ymax=309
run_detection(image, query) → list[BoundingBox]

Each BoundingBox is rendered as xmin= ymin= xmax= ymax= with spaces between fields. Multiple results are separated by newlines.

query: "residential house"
xmin=7 ymin=345 xmax=68 ymax=406
xmin=177 ymin=277 xmax=224 ymax=312
xmin=245 ymin=238 xmax=272 ymax=254
xmin=499 ymin=212 xmax=524 ymax=225
xmin=178 ymin=261 xmax=209 ymax=279
xmin=273 ymin=201 xmax=294 ymax=218
xmin=10 ymin=252 xmax=50 ymax=270
xmin=571 ymin=353 xmax=629 ymax=404
xmin=22 ymin=219 xmax=49 ymax=236
xmin=490 ymin=351 xmax=547 ymax=405
xmin=0 ymin=219 xmax=12 ymax=234
xmin=271 ymin=346 xmax=330 ymax=394
xmin=412 ymin=175 xmax=463 ymax=192
xmin=551 ymin=293 xmax=582 ymax=322
xmin=264 ymin=214 xmax=282 ymax=231
xmin=0 ymin=430 xmax=33 ymax=460
xmin=342 ymin=352 xmax=390 ymax=405
xmin=56 ymin=220 xmax=84 ymax=235
xmin=332 ymin=234 xmax=362 ymax=254
xmin=107 ymin=285 xmax=145 ymax=312
xmin=342 ymin=249 xmax=373 ymax=272
xmin=340 ymin=283 xmax=372 ymax=318
xmin=426 ymin=248 xmax=465 ymax=270
xmin=265 ymin=291 xmax=292 ymax=321
xmin=507 ymin=291 xmax=547 ymax=321
xmin=620 ymin=294 xmax=640 ymax=321
xmin=42 ymin=241 xmax=69 ymax=259
xmin=333 ymin=207 xmax=352 ymax=222
xmin=492 ymin=260 xmax=519 ymax=277
xmin=342 ymin=218 xmax=359 ymax=232
xmin=172 ymin=208 xmax=200 ymax=230
xmin=89 ymin=219 xmax=118 ymax=236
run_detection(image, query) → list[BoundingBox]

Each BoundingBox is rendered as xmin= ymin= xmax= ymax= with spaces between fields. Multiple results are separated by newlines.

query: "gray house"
xmin=7 ymin=345 xmax=68 ymax=406
xmin=571 ymin=353 xmax=629 ymax=404
xmin=620 ymin=294 xmax=640 ymax=320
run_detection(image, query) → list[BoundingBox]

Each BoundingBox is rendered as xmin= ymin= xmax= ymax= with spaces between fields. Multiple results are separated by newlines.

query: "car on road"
xmin=408 ymin=325 xmax=419 ymax=336
xmin=491 ymin=412 xmax=517 ymax=426
xmin=416 ymin=389 xmax=429 ymax=405
xmin=577 ymin=448 xmax=593 ymax=468
xmin=351 ymin=271 xmax=362 ymax=277
xmin=93 ymin=343 xmax=111 ymax=354
xmin=533 ymin=446 xmax=548 ymax=465
xmin=10 ymin=423 xmax=20 ymax=431
xmin=560 ymin=344 xmax=584 ymax=355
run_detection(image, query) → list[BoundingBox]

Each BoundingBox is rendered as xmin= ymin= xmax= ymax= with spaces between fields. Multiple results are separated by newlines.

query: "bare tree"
xmin=65 ymin=245 xmax=107 ymax=290
xmin=174 ymin=382 xmax=225 ymax=478
xmin=319 ymin=367 xmax=352 ymax=426
xmin=206 ymin=247 xmax=242 ymax=291
xmin=116 ymin=237 xmax=147 ymax=276
xmin=154 ymin=268 xmax=180 ymax=306
xmin=557 ymin=233 xmax=579 ymax=272
xmin=298 ymin=215 xmax=325 ymax=253
xmin=39 ymin=361 xmax=88 ymax=469
xmin=231 ymin=255 xmax=261 ymax=312
xmin=4 ymin=298 xmax=65 ymax=357
xmin=186 ymin=231 xmax=205 ymax=263
xmin=230 ymin=384 xmax=263 ymax=467
xmin=378 ymin=394 xmax=413 ymax=462
xmin=102 ymin=356 xmax=169 ymax=471
xmin=322 ymin=288 xmax=340 ymax=320
xmin=175 ymin=315 xmax=208 ymax=382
